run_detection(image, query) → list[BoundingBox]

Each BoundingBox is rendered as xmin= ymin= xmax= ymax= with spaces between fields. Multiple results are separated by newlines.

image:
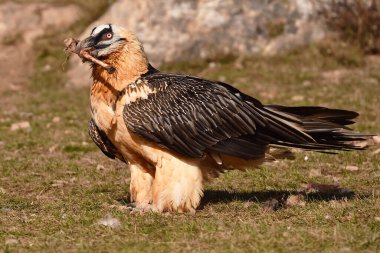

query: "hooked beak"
xmin=76 ymin=36 xmax=97 ymax=57
xmin=77 ymin=36 xmax=95 ymax=49
xmin=64 ymin=36 xmax=116 ymax=74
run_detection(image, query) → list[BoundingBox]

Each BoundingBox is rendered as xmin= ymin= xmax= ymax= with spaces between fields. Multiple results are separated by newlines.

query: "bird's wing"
xmin=88 ymin=119 xmax=126 ymax=162
xmin=122 ymin=73 xmax=276 ymax=159
xmin=122 ymin=73 xmax=366 ymax=159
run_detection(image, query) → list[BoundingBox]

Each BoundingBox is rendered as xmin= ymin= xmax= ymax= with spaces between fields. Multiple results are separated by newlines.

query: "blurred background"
xmin=1 ymin=0 xmax=380 ymax=252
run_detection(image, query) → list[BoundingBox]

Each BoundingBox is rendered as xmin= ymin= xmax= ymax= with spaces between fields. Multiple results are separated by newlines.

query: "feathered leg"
xmin=152 ymin=155 xmax=204 ymax=213
xmin=128 ymin=163 xmax=155 ymax=211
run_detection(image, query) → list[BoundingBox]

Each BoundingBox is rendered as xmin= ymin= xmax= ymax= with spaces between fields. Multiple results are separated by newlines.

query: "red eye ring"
xmin=104 ymin=32 xmax=113 ymax=40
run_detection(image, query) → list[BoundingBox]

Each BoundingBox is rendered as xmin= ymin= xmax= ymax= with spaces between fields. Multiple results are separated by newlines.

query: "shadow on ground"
xmin=200 ymin=188 xmax=359 ymax=211
xmin=116 ymin=187 xmax=361 ymax=212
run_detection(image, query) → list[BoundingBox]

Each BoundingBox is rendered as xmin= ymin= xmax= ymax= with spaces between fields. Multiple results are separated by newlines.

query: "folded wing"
xmin=122 ymin=73 xmax=368 ymax=160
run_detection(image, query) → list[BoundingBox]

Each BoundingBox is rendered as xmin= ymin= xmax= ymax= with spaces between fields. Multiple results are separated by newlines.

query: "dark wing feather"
xmin=123 ymin=74 xmax=266 ymax=159
xmin=122 ymin=73 xmax=368 ymax=160
xmin=88 ymin=119 xmax=126 ymax=163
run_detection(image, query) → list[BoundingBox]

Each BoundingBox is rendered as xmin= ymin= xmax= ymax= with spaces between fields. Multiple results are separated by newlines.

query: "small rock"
xmin=309 ymin=168 xmax=321 ymax=177
xmin=5 ymin=238 xmax=19 ymax=245
xmin=96 ymin=164 xmax=105 ymax=171
xmin=52 ymin=116 xmax=60 ymax=123
xmin=304 ymin=155 xmax=309 ymax=161
xmin=97 ymin=215 xmax=121 ymax=229
xmin=42 ymin=64 xmax=52 ymax=72
xmin=345 ymin=165 xmax=359 ymax=171
xmin=286 ymin=195 xmax=306 ymax=207
xmin=375 ymin=217 xmax=380 ymax=222
xmin=10 ymin=121 xmax=31 ymax=132
xmin=0 ymin=141 xmax=4 ymax=147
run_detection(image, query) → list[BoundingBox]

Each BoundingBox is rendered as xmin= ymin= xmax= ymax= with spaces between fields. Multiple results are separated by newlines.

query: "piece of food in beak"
xmin=64 ymin=37 xmax=116 ymax=74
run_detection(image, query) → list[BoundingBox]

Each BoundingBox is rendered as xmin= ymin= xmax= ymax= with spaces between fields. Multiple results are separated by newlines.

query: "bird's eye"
xmin=102 ymin=32 xmax=113 ymax=40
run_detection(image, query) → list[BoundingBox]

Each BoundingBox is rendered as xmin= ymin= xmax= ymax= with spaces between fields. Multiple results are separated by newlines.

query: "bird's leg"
xmin=128 ymin=163 xmax=155 ymax=210
xmin=152 ymin=155 xmax=204 ymax=213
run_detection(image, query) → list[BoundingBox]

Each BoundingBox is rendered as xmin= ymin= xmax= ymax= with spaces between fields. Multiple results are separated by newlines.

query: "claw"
xmin=126 ymin=203 xmax=156 ymax=214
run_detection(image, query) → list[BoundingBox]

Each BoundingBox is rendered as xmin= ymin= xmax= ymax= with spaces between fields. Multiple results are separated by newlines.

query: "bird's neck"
xmin=91 ymin=47 xmax=150 ymax=92
xmin=90 ymin=45 xmax=152 ymax=109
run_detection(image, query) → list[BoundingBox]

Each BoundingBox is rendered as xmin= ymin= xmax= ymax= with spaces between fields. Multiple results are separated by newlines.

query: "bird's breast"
xmin=89 ymin=78 xmax=169 ymax=164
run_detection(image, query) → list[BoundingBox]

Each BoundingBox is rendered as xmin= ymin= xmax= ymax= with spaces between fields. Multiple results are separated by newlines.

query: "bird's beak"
xmin=76 ymin=36 xmax=96 ymax=55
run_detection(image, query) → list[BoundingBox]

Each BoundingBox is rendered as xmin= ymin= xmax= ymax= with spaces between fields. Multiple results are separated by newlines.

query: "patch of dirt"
xmin=0 ymin=2 xmax=81 ymax=107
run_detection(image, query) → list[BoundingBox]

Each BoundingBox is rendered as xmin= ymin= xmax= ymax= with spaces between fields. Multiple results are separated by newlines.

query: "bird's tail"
xmin=257 ymin=105 xmax=371 ymax=152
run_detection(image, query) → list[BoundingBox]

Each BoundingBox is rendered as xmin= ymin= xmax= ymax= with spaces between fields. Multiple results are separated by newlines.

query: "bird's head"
xmin=78 ymin=24 xmax=129 ymax=59
xmin=76 ymin=24 xmax=149 ymax=82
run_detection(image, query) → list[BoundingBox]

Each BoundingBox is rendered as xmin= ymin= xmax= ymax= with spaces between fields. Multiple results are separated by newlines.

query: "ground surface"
xmin=1 ymin=3 xmax=380 ymax=252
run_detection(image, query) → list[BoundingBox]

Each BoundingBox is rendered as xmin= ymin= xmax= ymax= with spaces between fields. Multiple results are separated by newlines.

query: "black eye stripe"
xmin=93 ymin=27 xmax=113 ymax=44
xmin=94 ymin=38 xmax=127 ymax=50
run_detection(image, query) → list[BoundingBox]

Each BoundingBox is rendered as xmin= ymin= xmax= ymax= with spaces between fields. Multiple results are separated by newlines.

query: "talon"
xmin=126 ymin=203 xmax=136 ymax=208
xmin=126 ymin=203 xmax=154 ymax=214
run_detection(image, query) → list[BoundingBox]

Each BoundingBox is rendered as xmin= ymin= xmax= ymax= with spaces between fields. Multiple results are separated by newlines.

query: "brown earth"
xmin=0 ymin=2 xmax=81 ymax=98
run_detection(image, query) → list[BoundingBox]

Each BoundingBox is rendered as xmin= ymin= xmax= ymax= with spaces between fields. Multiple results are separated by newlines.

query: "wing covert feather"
xmin=122 ymin=74 xmax=261 ymax=158
xmin=121 ymin=73 xmax=365 ymax=159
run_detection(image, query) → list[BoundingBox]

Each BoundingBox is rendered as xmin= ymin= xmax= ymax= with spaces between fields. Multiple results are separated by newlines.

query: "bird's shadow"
xmin=199 ymin=188 xmax=357 ymax=211
xmin=117 ymin=187 xmax=361 ymax=212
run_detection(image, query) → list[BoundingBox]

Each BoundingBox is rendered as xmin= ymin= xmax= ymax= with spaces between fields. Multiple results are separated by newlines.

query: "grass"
xmin=1 ymin=5 xmax=380 ymax=253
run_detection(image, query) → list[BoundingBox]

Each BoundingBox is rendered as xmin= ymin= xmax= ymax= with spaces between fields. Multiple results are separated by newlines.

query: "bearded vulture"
xmin=71 ymin=24 xmax=368 ymax=213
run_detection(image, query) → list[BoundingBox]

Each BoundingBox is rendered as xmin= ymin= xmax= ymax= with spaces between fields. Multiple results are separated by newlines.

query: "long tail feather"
xmin=263 ymin=105 xmax=372 ymax=151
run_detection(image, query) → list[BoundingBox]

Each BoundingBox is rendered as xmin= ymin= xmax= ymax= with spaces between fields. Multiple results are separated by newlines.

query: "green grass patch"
xmin=0 ymin=4 xmax=379 ymax=252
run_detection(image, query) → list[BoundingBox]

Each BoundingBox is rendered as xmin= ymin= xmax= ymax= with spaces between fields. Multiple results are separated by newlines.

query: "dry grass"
xmin=1 ymin=39 xmax=379 ymax=252
xmin=318 ymin=0 xmax=380 ymax=54
xmin=1 ymin=2 xmax=380 ymax=252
